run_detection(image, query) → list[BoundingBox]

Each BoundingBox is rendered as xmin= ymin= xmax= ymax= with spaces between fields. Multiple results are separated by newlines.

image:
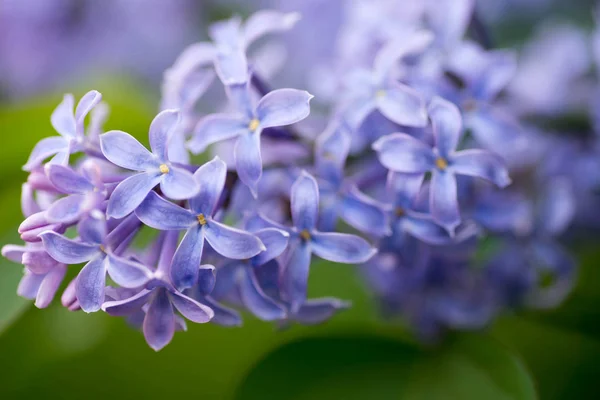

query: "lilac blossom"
xmin=374 ymin=96 xmax=511 ymax=233
xmin=100 ymin=109 xmax=200 ymax=219
xmin=189 ymin=82 xmax=312 ymax=195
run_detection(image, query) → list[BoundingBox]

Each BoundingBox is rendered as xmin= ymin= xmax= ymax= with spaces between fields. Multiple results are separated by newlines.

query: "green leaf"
xmin=235 ymin=334 xmax=536 ymax=400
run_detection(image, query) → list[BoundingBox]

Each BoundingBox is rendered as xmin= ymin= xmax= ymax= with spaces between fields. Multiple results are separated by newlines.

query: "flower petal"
xmin=239 ymin=267 xmax=286 ymax=321
xmin=339 ymin=188 xmax=390 ymax=236
xmin=188 ymin=114 xmax=248 ymax=154
xmin=291 ymin=172 xmax=319 ymax=231
xmin=252 ymin=228 xmax=289 ymax=266
xmin=106 ymin=254 xmax=151 ymax=288
xmin=451 ymin=149 xmax=511 ymax=188
xmin=75 ymin=90 xmax=102 ymax=130
xmin=214 ymin=49 xmax=249 ymax=85
xmin=234 ymin=133 xmax=263 ymax=196
xmin=77 ymin=213 xmax=107 ymax=245
xmin=294 ymin=298 xmax=350 ymax=325
xmin=256 ymin=89 xmax=313 ymax=129
xmin=47 ymin=164 xmax=95 ymax=194
xmin=143 ymin=288 xmax=175 ymax=351
xmin=51 ymin=94 xmax=76 ymax=138
xmin=376 ymin=83 xmax=428 ymax=127
xmin=40 ymin=231 xmax=99 ymax=264
xmin=100 ymin=130 xmax=157 ymax=171
xmin=243 ymin=10 xmax=300 ymax=47
xmin=200 ymin=296 xmax=242 ymax=326
xmin=45 ymin=194 xmax=84 ymax=224
xmin=189 ymin=156 xmax=227 ymax=215
xmin=160 ymin=166 xmax=199 ymax=200
xmin=35 ymin=264 xmax=67 ymax=309
xmin=373 ymin=31 xmax=434 ymax=77
xmin=171 ymin=226 xmax=205 ymax=291
xmin=373 ymin=133 xmax=435 ymax=173
xmin=22 ymin=249 xmax=59 ymax=274
xmin=150 ymin=109 xmax=180 ymax=161
xmin=197 ymin=265 xmax=216 ymax=296
xmin=205 ymin=220 xmax=265 ymax=259
xmin=103 ymin=289 xmax=153 ymax=316
xmin=169 ymin=290 xmax=214 ymax=323
xmin=17 ymin=271 xmax=44 ymax=300
xmin=136 ymin=191 xmax=197 ymax=230
xmin=311 ymin=232 xmax=376 ymax=264
xmin=430 ymin=170 xmax=460 ymax=234
xmin=402 ymin=213 xmax=456 ymax=245
xmin=76 ymin=256 xmax=108 ymax=313
xmin=281 ymin=241 xmax=312 ymax=313
xmin=107 ymin=172 xmax=162 ymax=219
xmin=429 ymin=96 xmax=463 ymax=157
xmin=23 ymin=136 xmax=69 ymax=171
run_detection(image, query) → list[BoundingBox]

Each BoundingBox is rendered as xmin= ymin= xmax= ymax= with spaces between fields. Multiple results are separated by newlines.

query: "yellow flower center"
xmin=300 ymin=229 xmax=311 ymax=241
xmin=197 ymin=214 xmax=207 ymax=225
xmin=99 ymin=245 xmax=106 ymax=253
xmin=159 ymin=164 xmax=170 ymax=174
xmin=435 ymin=157 xmax=448 ymax=170
xmin=376 ymin=90 xmax=386 ymax=98
xmin=248 ymin=119 xmax=260 ymax=132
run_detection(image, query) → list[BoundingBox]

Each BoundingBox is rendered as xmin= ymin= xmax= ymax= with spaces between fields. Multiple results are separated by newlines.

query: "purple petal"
xmin=77 ymin=213 xmax=107 ymax=245
xmin=252 ymin=228 xmax=289 ymax=266
xmin=51 ymin=94 xmax=76 ymax=138
xmin=45 ymin=194 xmax=84 ymax=224
xmin=22 ymin=249 xmax=59 ymax=274
xmin=373 ymin=133 xmax=435 ymax=173
xmin=103 ymin=289 xmax=153 ymax=316
xmin=291 ymin=172 xmax=319 ymax=231
xmin=188 ymin=114 xmax=247 ymax=154
xmin=451 ymin=149 xmax=511 ymax=188
xmin=430 ymin=170 xmax=460 ymax=234
xmin=243 ymin=10 xmax=300 ymax=47
xmin=402 ymin=213 xmax=456 ymax=245
xmin=205 ymin=220 xmax=265 ymax=259
xmin=21 ymin=183 xmax=41 ymax=217
xmin=373 ymin=31 xmax=434 ymax=77
xmin=150 ymin=110 xmax=180 ymax=161
xmin=239 ymin=267 xmax=286 ymax=321
xmin=201 ymin=296 xmax=242 ymax=326
xmin=294 ymin=298 xmax=350 ymax=325
xmin=17 ymin=271 xmax=44 ymax=299
xmin=171 ymin=226 xmax=205 ymax=291
xmin=376 ymin=83 xmax=428 ymax=127
xmin=282 ymin=241 xmax=312 ymax=313
xmin=76 ymin=256 xmax=108 ymax=313
xmin=256 ymin=89 xmax=313 ymax=129
xmin=40 ymin=231 xmax=99 ymax=264
xmin=100 ymin=131 xmax=157 ymax=171
xmin=214 ymin=50 xmax=248 ymax=85
xmin=189 ymin=156 xmax=227 ymax=215
xmin=427 ymin=0 xmax=474 ymax=47
xmin=429 ymin=96 xmax=463 ymax=157
xmin=339 ymin=188 xmax=390 ymax=236
xmin=143 ymin=288 xmax=175 ymax=351
xmin=311 ymin=232 xmax=376 ymax=264
xmin=234 ymin=133 xmax=263 ymax=196
xmin=23 ymin=136 xmax=69 ymax=171
xmin=387 ymin=172 xmax=425 ymax=208
xmin=226 ymin=82 xmax=254 ymax=118
xmin=1 ymin=244 xmax=26 ymax=263
xmin=197 ymin=265 xmax=216 ymax=296
xmin=315 ymin=121 xmax=351 ymax=184
xmin=169 ymin=290 xmax=214 ymax=323
xmin=35 ymin=264 xmax=67 ymax=309
xmin=106 ymin=254 xmax=151 ymax=288
xmin=160 ymin=166 xmax=199 ymax=200
xmin=107 ymin=172 xmax=162 ymax=219
xmin=136 ymin=191 xmax=197 ymax=230
xmin=539 ymin=178 xmax=575 ymax=235
xmin=75 ymin=90 xmax=102 ymax=130
xmin=47 ymin=164 xmax=95 ymax=194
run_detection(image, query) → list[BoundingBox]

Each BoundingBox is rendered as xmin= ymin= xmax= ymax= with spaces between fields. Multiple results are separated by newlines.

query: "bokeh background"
xmin=1 ymin=1 xmax=600 ymax=399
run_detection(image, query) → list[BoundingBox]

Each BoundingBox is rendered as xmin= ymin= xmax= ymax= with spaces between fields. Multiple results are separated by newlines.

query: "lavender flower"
xmin=100 ymin=110 xmax=199 ymax=218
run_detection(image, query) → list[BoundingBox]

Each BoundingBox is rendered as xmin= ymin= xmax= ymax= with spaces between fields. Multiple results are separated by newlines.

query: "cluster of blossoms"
xmin=4 ymin=1 xmax=600 ymax=347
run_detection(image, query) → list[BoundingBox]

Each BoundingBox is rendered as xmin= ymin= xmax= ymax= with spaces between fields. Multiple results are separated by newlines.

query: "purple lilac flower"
xmin=136 ymin=157 xmax=265 ymax=291
xmin=100 ymin=109 xmax=200 ymax=219
xmin=189 ymin=82 xmax=312 ymax=195
xmin=373 ymin=96 xmax=511 ymax=233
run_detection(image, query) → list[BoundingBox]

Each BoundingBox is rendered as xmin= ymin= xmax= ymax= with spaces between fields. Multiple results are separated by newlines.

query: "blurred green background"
xmin=1 ymin=82 xmax=600 ymax=400
xmin=2 ymin=1 xmax=600 ymax=398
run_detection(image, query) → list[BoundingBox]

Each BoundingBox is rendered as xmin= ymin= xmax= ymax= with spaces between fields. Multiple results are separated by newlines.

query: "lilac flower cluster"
xmin=3 ymin=2 xmax=599 ymax=347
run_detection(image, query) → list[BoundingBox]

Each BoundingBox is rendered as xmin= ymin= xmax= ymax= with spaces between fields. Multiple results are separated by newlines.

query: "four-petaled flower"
xmin=136 ymin=156 xmax=266 ymax=291
xmin=188 ymin=83 xmax=313 ymax=196
xmin=100 ymin=109 xmax=200 ymax=219
xmin=374 ymin=96 xmax=511 ymax=234
xmin=24 ymin=90 xmax=102 ymax=170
